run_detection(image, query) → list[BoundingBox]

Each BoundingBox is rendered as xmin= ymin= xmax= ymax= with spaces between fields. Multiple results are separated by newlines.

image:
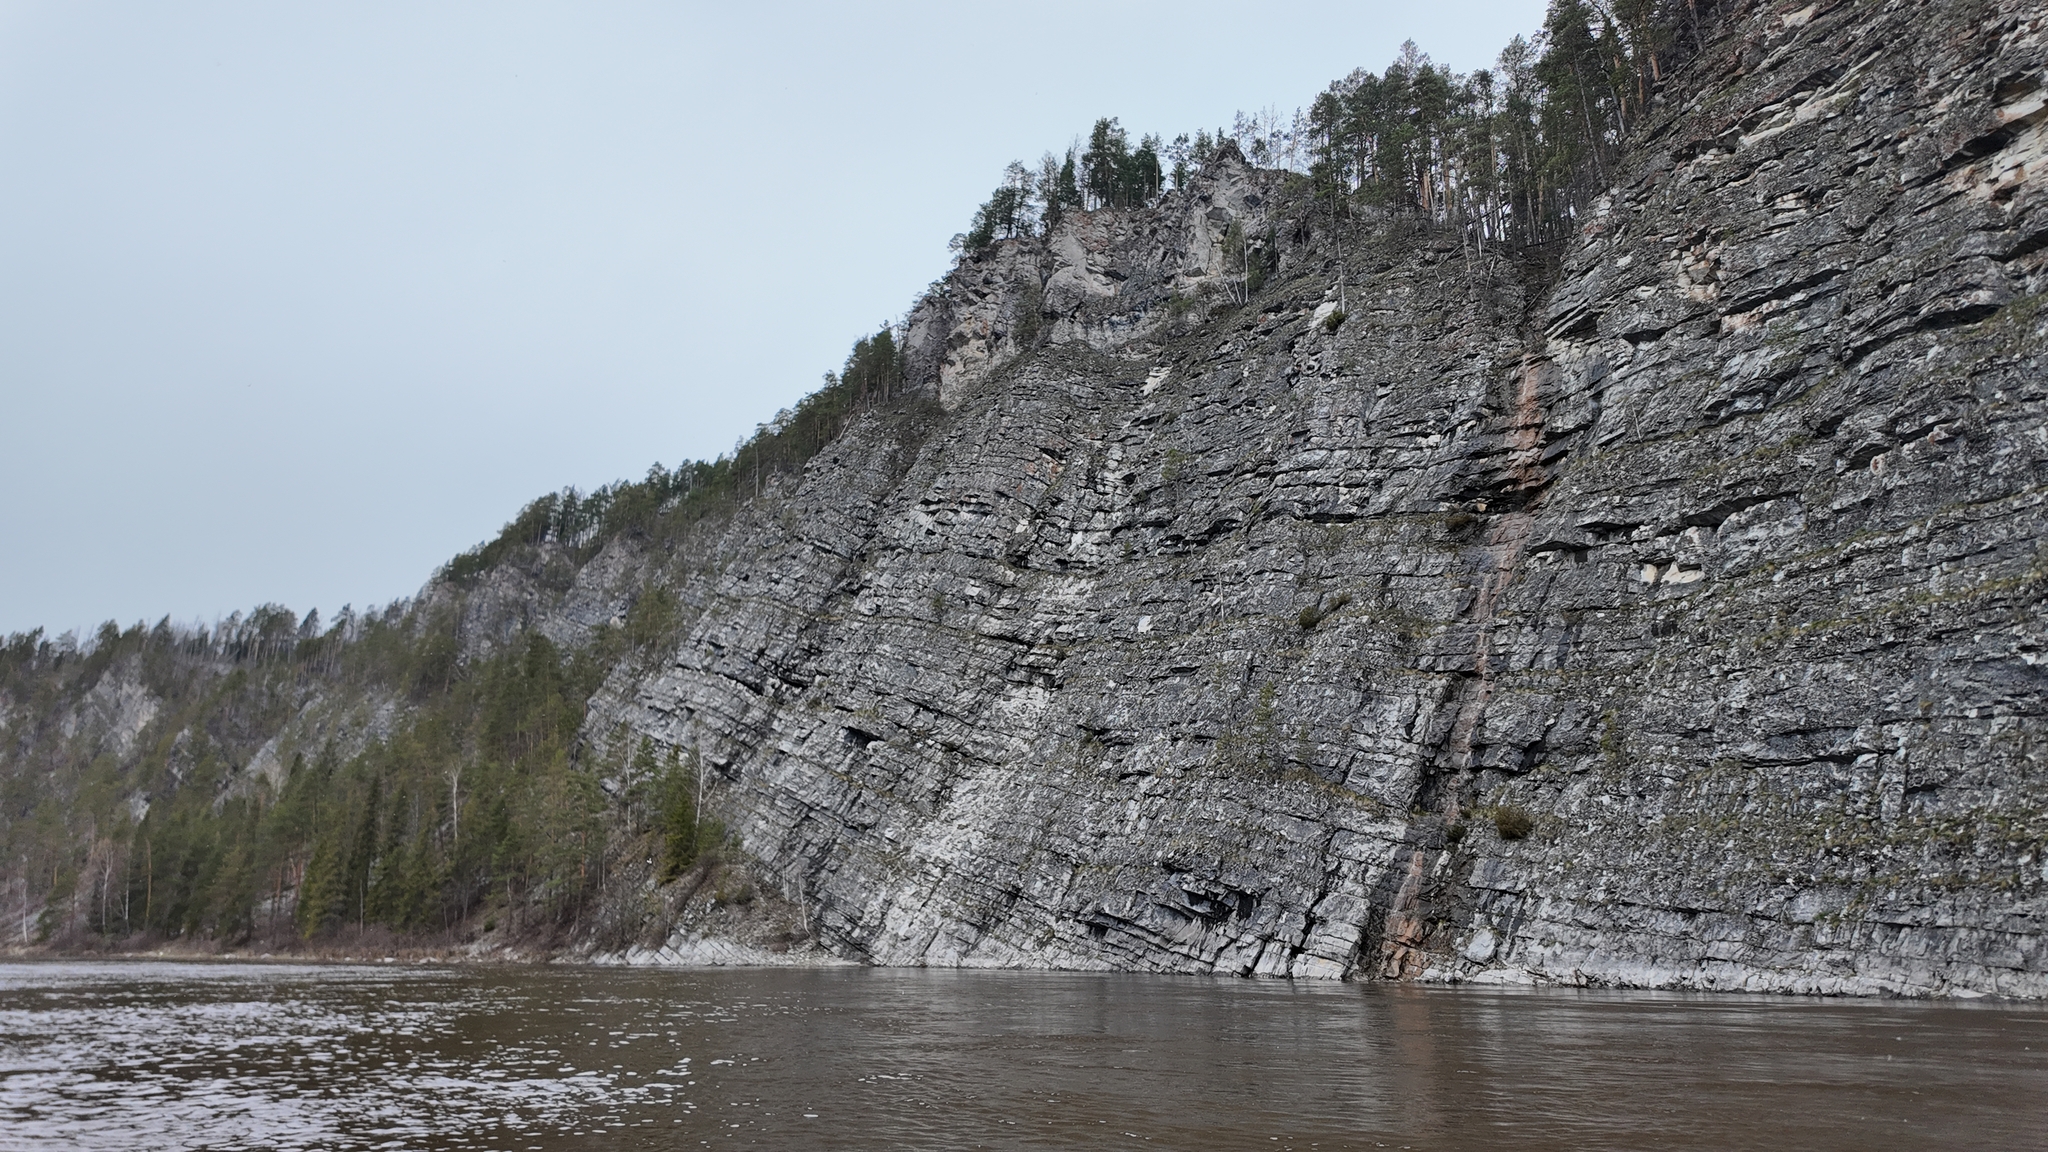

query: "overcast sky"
xmin=0 ymin=0 xmax=1547 ymax=639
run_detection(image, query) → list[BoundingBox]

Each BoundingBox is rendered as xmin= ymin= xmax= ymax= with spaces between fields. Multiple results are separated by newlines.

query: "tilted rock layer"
xmin=584 ymin=0 xmax=2048 ymax=996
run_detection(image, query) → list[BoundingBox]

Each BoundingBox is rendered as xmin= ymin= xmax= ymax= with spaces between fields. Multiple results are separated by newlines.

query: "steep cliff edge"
xmin=585 ymin=0 xmax=2048 ymax=995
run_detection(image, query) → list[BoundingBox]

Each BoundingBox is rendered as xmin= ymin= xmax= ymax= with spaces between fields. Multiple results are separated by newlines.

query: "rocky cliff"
xmin=8 ymin=0 xmax=2044 ymax=996
xmin=568 ymin=0 xmax=2048 ymax=995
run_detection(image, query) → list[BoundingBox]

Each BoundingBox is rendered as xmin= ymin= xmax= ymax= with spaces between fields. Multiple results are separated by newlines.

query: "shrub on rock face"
xmin=1492 ymin=805 xmax=1536 ymax=841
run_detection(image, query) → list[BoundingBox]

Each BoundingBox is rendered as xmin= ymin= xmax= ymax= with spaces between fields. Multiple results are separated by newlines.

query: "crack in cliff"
xmin=1369 ymin=350 xmax=1559 ymax=979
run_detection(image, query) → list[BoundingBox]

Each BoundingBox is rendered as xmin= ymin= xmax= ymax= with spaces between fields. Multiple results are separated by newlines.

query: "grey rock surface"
xmin=583 ymin=0 xmax=2048 ymax=995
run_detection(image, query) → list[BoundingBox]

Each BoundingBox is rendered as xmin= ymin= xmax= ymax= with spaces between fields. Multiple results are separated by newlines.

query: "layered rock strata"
xmin=581 ymin=0 xmax=2048 ymax=995
xmin=31 ymin=0 xmax=2022 ymax=991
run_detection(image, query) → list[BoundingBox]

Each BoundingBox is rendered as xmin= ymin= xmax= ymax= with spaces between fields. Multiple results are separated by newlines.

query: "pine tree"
xmin=1131 ymin=135 xmax=1163 ymax=204
xmin=1036 ymin=152 xmax=1067 ymax=230
xmin=963 ymin=163 xmax=1034 ymax=255
xmin=1081 ymin=118 xmax=1129 ymax=208
xmin=842 ymin=327 xmax=902 ymax=405
xmin=658 ymin=745 xmax=707 ymax=881
xmin=1053 ymin=152 xmax=1081 ymax=218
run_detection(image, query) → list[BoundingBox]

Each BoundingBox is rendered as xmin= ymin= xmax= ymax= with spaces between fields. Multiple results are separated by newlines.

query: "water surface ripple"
xmin=0 ymin=961 xmax=2041 ymax=1149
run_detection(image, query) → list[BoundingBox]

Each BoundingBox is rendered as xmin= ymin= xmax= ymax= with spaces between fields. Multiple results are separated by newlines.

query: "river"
xmin=0 ymin=960 xmax=2041 ymax=1149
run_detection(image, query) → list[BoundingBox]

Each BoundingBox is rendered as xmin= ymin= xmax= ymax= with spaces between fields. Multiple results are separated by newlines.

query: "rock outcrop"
xmin=584 ymin=0 xmax=2048 ymax=995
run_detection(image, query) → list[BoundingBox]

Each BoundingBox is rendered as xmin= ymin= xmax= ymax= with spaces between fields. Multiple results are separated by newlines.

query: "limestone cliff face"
xmin=902 ymin=145 xmax=1271 ymax=407
xmin=570 ymin=0 xmax=2048 ymax=996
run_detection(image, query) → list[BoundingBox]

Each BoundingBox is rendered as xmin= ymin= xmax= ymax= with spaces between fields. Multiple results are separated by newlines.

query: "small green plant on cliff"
xmin=1490 ymin=804 xmax=1537 ymax=841
xmin=1014 ymin=278 xmax=1044 ymax=346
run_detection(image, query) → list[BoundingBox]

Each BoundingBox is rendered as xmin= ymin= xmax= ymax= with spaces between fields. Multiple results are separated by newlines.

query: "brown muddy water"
xmin=0 ymin=961 xmax=2041 ymax=1150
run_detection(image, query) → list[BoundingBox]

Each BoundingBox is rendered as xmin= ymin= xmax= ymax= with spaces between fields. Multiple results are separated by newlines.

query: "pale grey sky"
xmin=0 ymin=0 xmax=1546 ymax=638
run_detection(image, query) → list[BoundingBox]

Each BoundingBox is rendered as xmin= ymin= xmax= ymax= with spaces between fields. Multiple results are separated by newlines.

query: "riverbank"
xmin=6 ymin=853 xmax=846 ymax=969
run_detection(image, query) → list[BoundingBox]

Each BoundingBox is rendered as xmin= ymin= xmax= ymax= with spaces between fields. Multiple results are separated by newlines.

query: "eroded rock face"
xmin=903 ymin=146 xmax=1272 ymax=410
xmin=591 ymin=0 xmax=2048 ymax=995
xmin=1431 ymin=0 xmax=2048 ymax=996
